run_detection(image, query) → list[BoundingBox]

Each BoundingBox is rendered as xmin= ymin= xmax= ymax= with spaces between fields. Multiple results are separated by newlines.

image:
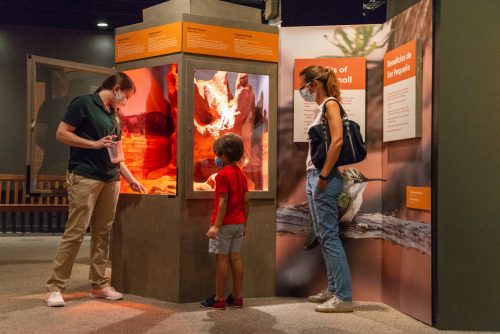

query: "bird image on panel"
xmin=304 ymin=168 xmax=385 ymax=250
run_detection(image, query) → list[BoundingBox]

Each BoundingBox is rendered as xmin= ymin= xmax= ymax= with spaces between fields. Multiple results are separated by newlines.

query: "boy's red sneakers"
xmin=226 ymin=293 xmax=243 ymax=308
xmin=200 ymin=295 xmax=226 ymax=310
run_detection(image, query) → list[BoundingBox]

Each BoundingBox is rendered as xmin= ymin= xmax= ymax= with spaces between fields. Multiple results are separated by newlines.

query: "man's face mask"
xmin=114 ymin=90 xmax=128 ymax=107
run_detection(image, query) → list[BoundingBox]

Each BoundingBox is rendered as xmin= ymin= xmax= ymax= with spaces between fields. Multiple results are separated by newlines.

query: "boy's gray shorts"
xmin=209 ymin=224 xmax=245 ymax=255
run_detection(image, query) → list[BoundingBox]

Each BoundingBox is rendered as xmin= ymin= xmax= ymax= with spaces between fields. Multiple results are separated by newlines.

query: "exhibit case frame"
xmin=185 ymin=58 xmax=277 ymax=199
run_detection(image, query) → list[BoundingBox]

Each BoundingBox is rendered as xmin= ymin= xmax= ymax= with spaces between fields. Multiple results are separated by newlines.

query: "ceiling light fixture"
xmin=97 ymin=22 xmax=108 ymax=28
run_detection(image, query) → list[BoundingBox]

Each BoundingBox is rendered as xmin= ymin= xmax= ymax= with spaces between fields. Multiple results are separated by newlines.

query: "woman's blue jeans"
xmin=306 ymin=168 xmax=352 ymax=301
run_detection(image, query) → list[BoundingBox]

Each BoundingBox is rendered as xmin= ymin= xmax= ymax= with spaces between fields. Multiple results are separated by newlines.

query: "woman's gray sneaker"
xmin=307 ymin=288 xmax=335 ymax=303
xmin=315 ymin=296 xmax=354 ymax=313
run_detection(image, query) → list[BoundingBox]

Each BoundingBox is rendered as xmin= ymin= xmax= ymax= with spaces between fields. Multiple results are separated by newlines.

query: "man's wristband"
xmin=318 ymin=174 xmax=328 ymax=180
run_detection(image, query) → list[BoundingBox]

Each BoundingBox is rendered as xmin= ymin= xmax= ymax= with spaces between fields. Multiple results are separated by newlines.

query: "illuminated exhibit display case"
xmin=187 ymin=62 xmax=274 ymax=198
xmin=118 ymin=62 xmax=274 ymax=198
xmin=120 ymin=64 xmax=178 ymax=196
xmin=192 ymin=69 xmax=269 ymax=192
xmin=111 ymin=0 xmax=277 ymax=304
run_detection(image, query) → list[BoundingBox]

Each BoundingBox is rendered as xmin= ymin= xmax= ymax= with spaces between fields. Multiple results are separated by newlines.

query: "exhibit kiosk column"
xmin=111 ymin=0 xmax=278 ymax=303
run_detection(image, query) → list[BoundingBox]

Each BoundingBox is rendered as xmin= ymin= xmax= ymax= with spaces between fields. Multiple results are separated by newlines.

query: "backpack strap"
xmin=320 ymin=97 xmax=349 ymax=153
xmin=319 ymin=98 xmax=338 ymax=152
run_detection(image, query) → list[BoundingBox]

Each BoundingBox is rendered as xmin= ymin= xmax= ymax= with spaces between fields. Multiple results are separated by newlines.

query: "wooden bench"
xmin=0 ymin=174 xmax=68 ymax=233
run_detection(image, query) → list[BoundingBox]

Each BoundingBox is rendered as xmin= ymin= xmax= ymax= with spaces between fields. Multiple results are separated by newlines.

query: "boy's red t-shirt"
xmin=211 ymin=165 xmax=248 ymax=225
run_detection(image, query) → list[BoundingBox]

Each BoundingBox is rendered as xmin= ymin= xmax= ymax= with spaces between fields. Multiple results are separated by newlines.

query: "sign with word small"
xmin=293 ymin=57 xmax=366 ymax=142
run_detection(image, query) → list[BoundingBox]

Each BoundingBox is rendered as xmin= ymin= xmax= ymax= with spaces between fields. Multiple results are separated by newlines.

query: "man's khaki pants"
xmin=46 ymin=172 xmax=120 ymax=292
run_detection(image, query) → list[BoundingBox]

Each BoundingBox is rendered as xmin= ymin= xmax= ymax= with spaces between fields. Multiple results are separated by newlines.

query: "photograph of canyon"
xmin=193 ymin=69 xmax=269 ymax=192
xmin=120 ymin=64 xmax=178 ymax=195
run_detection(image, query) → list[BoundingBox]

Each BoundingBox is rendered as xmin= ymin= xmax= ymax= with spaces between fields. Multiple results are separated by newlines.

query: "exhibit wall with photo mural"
xmin=276 ymin=0 xmax=432 ymax=323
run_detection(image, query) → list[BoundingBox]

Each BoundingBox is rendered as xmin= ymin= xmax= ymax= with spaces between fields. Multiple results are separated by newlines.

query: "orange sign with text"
xmin=182 ymin=22 xmax=278 ymax=62
xmin=293 ymin=58 xmax=366 ymax=90
xmin=384 ymin=40 xmax=417 ymax=86
xmin=406 ymin=186 xmax=431 ymax=211
xmin=115 ymin=22 xmax=183 ymax=63
xmin=115 ymin=22 xmax=278 ymax=63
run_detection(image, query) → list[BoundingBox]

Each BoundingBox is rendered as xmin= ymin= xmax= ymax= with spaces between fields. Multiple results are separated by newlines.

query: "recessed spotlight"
xmin=97 ymin=22 xmax=108 ymax=28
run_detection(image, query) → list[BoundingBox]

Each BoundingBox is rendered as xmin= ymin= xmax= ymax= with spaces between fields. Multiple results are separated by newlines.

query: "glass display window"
xmin=192 ymin=69 xmax=270 ymax=192
xmin=121 ymin=64 xmax=178 ymax=195
xmin=27 ymin=55 xmax=114 ymax=194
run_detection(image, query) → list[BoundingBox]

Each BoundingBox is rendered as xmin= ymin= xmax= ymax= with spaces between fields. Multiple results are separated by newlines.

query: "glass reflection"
xmin=32 ymin=67 xmax=107 ymax=192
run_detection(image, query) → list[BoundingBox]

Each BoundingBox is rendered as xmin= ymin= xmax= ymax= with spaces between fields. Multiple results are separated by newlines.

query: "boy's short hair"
xmin=213 ymin=133 xmax=244 ymax=163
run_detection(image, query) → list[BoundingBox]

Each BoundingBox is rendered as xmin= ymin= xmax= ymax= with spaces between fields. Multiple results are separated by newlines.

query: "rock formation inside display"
xmin=193 ymin=71 xmax=265 ymax=189
xmin=120 ymin=65 xmax=178 ymax=195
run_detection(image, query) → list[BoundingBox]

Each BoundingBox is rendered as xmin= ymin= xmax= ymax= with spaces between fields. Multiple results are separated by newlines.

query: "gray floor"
xmin=0 ymin=235 xmax=494 ymax=334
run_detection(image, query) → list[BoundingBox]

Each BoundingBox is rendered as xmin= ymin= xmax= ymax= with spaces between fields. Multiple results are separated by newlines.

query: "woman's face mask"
xmin=299 ymin=81 xmax=316 ymax=102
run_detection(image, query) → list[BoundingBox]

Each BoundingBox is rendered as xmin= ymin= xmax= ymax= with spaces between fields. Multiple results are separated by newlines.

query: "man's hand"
xmin=94 ymin=135 xmax=117 ymax=149
xmin=129 ymin=179 xmax=146 ymax=193
xmin=206 ymin=226 xmax=220 ymax=239
xmin=243 ymin=226 xmax=247 ymax=239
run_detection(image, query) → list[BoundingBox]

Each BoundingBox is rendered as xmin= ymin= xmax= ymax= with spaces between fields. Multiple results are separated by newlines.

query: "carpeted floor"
xmin=0 ymin=235 xmax=494 ymax=334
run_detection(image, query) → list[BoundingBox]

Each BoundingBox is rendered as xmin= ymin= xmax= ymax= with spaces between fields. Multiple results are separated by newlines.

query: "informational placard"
xmin=383 ymin=40 xmax=422 ymax=142
xmin=115 ymin=22 xmax=183 ymax=63
xmin=293 ymin=58 xmax=366 ymax=142
xmin=406 ymin=186 xmax=431 ymax=211
xmin=115 ymin=22 xmax=278 ymax=63
xmin=182 ymin=22 xmax=278 ymax=63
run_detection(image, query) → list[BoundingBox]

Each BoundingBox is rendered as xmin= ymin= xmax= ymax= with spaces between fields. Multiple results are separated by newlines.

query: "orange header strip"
xmin=115 ymin=22 xmax=183 ymax=63
xmin=182 ymin=22 xmax=278 ymax=63
xmin=294 ymin=58 xmax=366 ymax=90
xmin=115 ymin=22 xmax=278 ymax=63
xmin=383 ymin=40 xmax=417 ymax=86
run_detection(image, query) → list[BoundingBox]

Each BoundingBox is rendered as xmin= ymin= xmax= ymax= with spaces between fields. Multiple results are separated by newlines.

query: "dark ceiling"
xmin=0 ymin=0 xmax=385 ymax=31
xmin=0 ymin=0 xmax=266 ymax=31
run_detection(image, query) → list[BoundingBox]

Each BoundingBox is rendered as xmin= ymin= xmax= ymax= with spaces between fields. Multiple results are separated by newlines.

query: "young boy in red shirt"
xmin=200 ymin=133 xmax=249 ymax=310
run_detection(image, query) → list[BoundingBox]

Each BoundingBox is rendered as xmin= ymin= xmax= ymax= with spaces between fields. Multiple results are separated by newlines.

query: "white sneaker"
xmin=90 ymin=286 xmax=124 ymax=300
xmin=315 ymin=296 xmax=354 ymax=313
xmin=46 ymin=291 xmax=65 ymax=307
xmin=308 ymin=288 xmax=335 ymax=303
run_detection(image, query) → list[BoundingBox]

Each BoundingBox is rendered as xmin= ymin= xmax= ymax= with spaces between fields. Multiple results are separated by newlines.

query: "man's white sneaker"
xmin=90 ymin=286 xmax=124 ymax=300
xmin=315 ymin=296 xmax=354 ymax=313
xmin=308 ymin=288 xmax=335 ymax=303
xmin=46 ymin=291 xmax=65 ymax=307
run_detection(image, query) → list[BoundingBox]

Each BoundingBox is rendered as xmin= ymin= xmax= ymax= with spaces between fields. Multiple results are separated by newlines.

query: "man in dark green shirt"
xmin=46 ymin=73 xmax=145 ymax=307
xmin=63 ymin=92 xmax=122 ymax=181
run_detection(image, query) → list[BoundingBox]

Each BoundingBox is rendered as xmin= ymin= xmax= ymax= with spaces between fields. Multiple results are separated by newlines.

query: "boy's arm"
xmin=207 ymin=192 xmax=228 ymax=238
xmin=214 ymin=192 xmax=228 ymax=228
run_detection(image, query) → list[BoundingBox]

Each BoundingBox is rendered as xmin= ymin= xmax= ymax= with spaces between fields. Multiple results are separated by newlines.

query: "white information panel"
xmin=383 ymin=40 xmax=422 ymax=142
